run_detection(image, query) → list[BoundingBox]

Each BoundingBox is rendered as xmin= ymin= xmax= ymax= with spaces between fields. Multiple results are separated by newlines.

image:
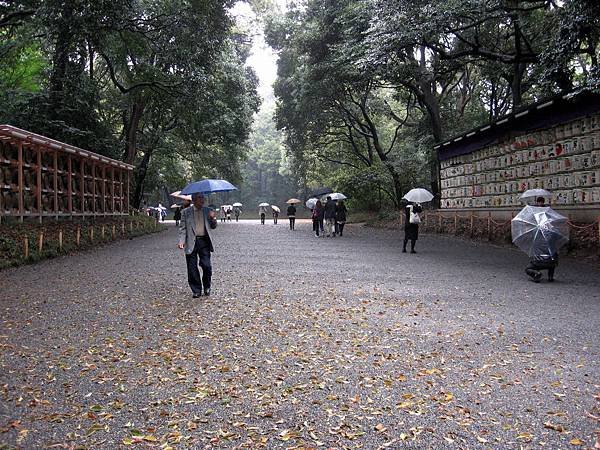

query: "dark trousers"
xmin=313 ymin=219 xmax=323 ymax=235
xmin=260 ymin=213 xmax=265 ymax=224
xmin=403 ymin=237 xmax=416 ymax=252
xmin=337 ymin=222 xmax=345 ymax=236
xmin=185 ymin=236 xmax=212 ymax=294
xmin=289 ymin=217 xmax=295 ymax=230
xmin=273 ymin=215 xmax=278 ymax=224
xmin=526 ymin=262 xmax=555 ymax=281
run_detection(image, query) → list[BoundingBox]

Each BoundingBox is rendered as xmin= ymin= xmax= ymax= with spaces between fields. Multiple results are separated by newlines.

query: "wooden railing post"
xmin=454 ymin=212 xmax=458 ymax=235
xmin=38 ymin=230 xmax=44 ymax=253
xmin=58 ymin=230 xmax=63 ymax=250
xmin=470 ymin=212 xmax=474 ymax=237
xmin=23 ymin=236 xmax=29 ymax=258
xmin=76 ymin=225 xmax=81 ymax=246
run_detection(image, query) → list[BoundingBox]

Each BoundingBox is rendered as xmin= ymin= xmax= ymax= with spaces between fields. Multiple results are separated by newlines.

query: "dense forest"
xmin=266 ymin=0 xmax=600 ymax=208
xmin=1 ymin=0 xmax=599 ymax=210
xmin=1 ymin=0 xmax=260 ymax=208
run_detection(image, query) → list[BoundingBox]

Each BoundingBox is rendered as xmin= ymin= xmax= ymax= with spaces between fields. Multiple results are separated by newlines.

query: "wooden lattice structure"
xmin=0 ymin=125 xmax=133 ymax=222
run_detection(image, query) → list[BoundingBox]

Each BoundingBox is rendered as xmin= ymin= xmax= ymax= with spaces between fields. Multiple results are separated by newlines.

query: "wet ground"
xmin=1 ymin=219 xmax=599 ymax=449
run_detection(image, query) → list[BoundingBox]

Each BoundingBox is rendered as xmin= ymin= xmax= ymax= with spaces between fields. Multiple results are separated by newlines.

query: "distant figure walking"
xmin=259 ymin=206 xmax=268 ymax=225
xmin=174 ymin=206 xmax=182 ymax=227
xmin=312 ymin=200 xmax=324 ymax=237
xmin=403 ymin=201 xmax=423 ymax=253
xmin=336 ymin=200 xmax=347 ymax=237
xmin=273 ymin=210 xmax=279 ymax=224
xmin=234 ymin=207 xmax=241 ymax=222
xmin=323 ymin=196 xmax=337 ymax=237
xmin=220 ymin=207 xmax=226 ymax=223
xmin=287 ymin=204 xmax=296 ymax=230
xmin=226 ymin=207 xmax=232 ymax=222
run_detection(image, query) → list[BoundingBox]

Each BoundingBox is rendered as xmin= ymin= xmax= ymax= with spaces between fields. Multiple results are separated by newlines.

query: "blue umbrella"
xmin=180 ymin=179 xmax=237 ymax=195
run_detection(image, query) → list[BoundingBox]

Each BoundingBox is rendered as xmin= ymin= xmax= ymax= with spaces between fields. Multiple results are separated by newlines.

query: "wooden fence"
xmin=0 ymin=125 xmax=134 ymax=223
xmin=396 ymin=210 xmax=600 ymax=248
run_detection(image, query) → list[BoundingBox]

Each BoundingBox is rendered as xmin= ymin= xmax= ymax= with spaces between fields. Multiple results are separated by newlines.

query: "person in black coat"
xmin=335 ymin=201 xmax=347 ymax=236
xmin=173 ymin=206 xmax=182 ymax=227
xmin=403 ymin=201 xmax=423 ymax=253
xmin=287 ymin=204 xmax=296 ymax=230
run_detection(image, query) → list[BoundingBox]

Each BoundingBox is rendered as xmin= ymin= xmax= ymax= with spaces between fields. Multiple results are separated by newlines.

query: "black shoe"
xmin=410 ymin=250 xmax=416 ymax=254
xmin=204 ymin=288 xmax=211 ymax=296
xmin=402 ymin=249 xmax=406 ymax=253
xmin=192 ymin=292 xmax=202 ymax=298
xmin=533 ymin=273 xmax=542 ymax=283
xmin=548 ymin=277 xmax=554 ymax=282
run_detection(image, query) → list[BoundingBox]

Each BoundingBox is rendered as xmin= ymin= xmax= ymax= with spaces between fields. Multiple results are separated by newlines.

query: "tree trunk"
xmin=123 ymin=96 xmax=146 ymax=165
xmin=132 ymin=147 xmax=154 ymax=209
xmin=48 ymin=4 xmax=74 ymax=120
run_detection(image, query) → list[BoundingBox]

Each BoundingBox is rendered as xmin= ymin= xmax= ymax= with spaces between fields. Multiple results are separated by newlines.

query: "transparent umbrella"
xmin=329 ymin=192 xmax=347 ymax=200
xmin=511 ymin=206 xmax=569 ymax=260
xmin=519 ymin=189 xmax=552 ymax=203
xmin=403 ymin=188 xmax=434 ymax=203
xmin=305 ymin=198 xmax=318 ymax=209
xmin=271 ymin=205 xmax=281 ymax=213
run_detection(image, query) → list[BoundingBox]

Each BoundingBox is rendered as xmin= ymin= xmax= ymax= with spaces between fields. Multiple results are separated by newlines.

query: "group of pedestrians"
xmin=311 ymin=196 xmax=347 ymax=237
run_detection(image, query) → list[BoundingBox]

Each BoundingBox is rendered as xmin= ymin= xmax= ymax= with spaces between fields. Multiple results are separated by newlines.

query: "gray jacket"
xmin=178 ymin=206 xmax=217 ymax=254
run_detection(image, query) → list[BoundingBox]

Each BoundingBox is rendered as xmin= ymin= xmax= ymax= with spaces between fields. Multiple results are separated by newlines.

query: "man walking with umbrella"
xmin=178 ymin=192 xmax=218 ymax=297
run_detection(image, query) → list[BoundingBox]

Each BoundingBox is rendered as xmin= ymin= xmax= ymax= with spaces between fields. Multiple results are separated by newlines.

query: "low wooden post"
xmin=101 ymin=225 xmax=105 ymax=239
xmin=470 ymin=213 xmax=474 ymax=237
xmin=112 ymin=224 xmax=116 ymax=239
xmin=90 ymin=226 xmax=94 ymax=242
xmin=454 ymin=212 xmax=458 ymax=235
xmin=58 ymin=230 xmax=63 ymax=250
xmin=129 ymin=221 xmax=133 ymax=232
xmin=76 ymin=226 xmax=81 ymax=246
xmin=487 ymin=212 xmax=491 ymax=241
xmin=438 ymin=213 xmax=442 ymax=233
xmin=38 ymin=230 xmax=44 ymax=253
xmin=121 ymin=222 xmax=125 ymax=234
xmin=23 ymin=236 xmax=29 ymax=258
xmin=424 ymin=212 xmax=428 ymax=231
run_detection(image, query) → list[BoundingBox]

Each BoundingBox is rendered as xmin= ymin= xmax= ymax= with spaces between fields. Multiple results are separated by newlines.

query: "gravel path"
xmin=1 ymin=219 xmax=599 ymax=449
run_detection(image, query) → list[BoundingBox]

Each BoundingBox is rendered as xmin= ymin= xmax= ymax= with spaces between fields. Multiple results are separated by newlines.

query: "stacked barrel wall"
xmin=439 ymin=113 xmax=600 ymax=218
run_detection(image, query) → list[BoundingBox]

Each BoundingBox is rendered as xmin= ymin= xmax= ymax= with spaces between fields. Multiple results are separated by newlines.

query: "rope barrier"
xmin=567 ymin=221 xmax=597 ymax=230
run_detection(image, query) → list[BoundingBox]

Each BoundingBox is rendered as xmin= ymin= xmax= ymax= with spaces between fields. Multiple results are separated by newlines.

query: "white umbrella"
xmin=271 ymin=205 xmax=281 ymax=213
xmin=519 ymin=189 xmax=552 ymax=202
xmin=170 ymin=204 xmax=181 ymax=209
xmin=286 ymin=198 xmax=302 ymax=204
xmin=403 ymin=188 xmax=434 ymax=203
xmin=222 ymin=204 xmax=232 ymax=210
xmin=305 ymin=198 xmax=318 ymax=209
xmin=258 ymin=202 xmax=270 ymax=207
xmin=170 ymin=190 xmax=192 ymax=201
xmin=328 ymin=192 xmax=347 ymax=200
xmin=232 ymin=202 xmax=243 ymax=207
